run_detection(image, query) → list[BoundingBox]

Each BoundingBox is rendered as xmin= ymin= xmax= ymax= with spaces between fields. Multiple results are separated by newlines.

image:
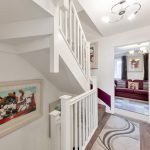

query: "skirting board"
xmin=115 ymin=108 xmax=149 ymax=123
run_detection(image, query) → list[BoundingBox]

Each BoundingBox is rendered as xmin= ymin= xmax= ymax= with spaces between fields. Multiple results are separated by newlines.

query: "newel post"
xmin=50 ymin=110 xmax=61 ymax=150
xmin=91 ymin=76 xmax=98 ymax=127
xmin=60 ymin=95 xmax=72 ymax=150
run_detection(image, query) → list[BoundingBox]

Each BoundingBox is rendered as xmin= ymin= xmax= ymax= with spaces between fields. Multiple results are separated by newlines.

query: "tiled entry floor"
xmin=115 ymin=97 xmax=149 ymax=116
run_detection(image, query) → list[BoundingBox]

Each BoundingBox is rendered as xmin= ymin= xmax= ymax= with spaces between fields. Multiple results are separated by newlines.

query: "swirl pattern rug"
xmin=91 ymin=115 xmax=140 ymax=150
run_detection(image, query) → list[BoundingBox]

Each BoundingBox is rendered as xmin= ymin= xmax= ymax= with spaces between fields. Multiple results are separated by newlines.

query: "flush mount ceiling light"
xmin=129 ymin=50 xmax=135 ymax=55
xmin=102 ymin=0 xmax=141 ymax=23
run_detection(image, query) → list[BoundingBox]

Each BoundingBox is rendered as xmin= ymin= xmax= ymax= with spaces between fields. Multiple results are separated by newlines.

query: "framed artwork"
xmin=0 ymin=79 xmax=43 ymax=138
xmin=90 ymin=43 xmax=98 ymax=69
xmin=127 ymin=56 xmax=143 ymax=72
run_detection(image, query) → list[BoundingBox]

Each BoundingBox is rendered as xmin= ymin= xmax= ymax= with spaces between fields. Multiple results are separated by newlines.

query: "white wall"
xmin=98 ymin=25 xmax=150 ymax=113
xmin=128 ymin=71 xmax=144 ymax=80
xmin=0 ymin=52 xmax=62 ymax=150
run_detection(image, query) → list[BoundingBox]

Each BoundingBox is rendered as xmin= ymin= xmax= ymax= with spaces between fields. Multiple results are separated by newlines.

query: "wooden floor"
xmin=86 ymin=113 xmax=150 ymax=150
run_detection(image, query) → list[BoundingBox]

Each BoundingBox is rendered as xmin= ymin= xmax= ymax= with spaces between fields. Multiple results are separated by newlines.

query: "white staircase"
xmin=0 ymin=0 xmax=90 ymax=93
xmin=0 ymin=0 xmax=98 ymax=149
xmin=50 ymin=85 xmax=98 ymax=150
xmin=21 ymin=0 xmax=91 ymax=92
xmin=59 ymin=0 xmax=90 ymax=80
xmin=61 ymin=88 xmax=98 ymax=150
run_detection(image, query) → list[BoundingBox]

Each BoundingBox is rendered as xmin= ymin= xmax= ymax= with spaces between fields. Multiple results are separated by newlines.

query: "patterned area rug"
xmin=91 ymin=115 xmax=140 ymax=150
xmin=115 ymin=97 xmax=149 ymax=116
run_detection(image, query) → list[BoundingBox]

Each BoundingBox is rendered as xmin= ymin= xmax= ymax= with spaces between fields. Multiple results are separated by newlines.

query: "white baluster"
xmin=65 ymin=11 xmax=68 ymax=39
xmin=75 ymin=103 xmax=78 ymax=150
xmin=82 ymin=98 xmax=85 ymax=145
xmin=90 ymin=94 xmax=93 ymax=132
xmin=82 ymin=39 xmax=85 ymax=73
xmin=95 ymin=92 xmax=98 ymax=128
xmin=74 ymin=13 xmax=77 ymax=57
xmin=87 ymin=42 xmax=91 ymax=81
xmin=69 ymin=3 xmax=72 ymax=48
xmin=77 ymin=23 xmax=80 ymax=62
xmin=88 ymin=94 xmax=91 ymax=135
xmin=85 ymin=97 xmax=88 ymax=140
xmin=80 ymin=31 xmax=83 ymax=68
xmin=71 ymin=9 xmax=74 ymax=51
xmin=79 ymin=100 xmax=82 ymax=149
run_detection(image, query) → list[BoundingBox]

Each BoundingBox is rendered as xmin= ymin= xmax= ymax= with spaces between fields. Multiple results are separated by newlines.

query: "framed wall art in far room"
xmin=127 ymin=55 xmax=143 ymax=72
xmin=0 ymin=79 xmax=43 ymax=138
xmin=90 ymin=42 xmax=98 ymax=69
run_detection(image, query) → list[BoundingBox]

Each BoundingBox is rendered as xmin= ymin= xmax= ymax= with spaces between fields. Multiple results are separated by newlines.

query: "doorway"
xmin=114 ymin=41 xmax=149 ymax=119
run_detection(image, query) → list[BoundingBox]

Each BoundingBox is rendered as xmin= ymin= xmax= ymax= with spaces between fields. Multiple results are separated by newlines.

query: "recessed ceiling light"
xmin=102 ymin=16 xmax=110 ymax=23
xmin=129 ymin=50 xmax=135 ymax=54
xmin=128 ymin=13 xmax=136 ymax=20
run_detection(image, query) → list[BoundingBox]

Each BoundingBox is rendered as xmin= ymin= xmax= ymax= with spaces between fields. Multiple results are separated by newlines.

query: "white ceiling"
xmin=0 ymin=0 xmax=51 ymax=24
xmin=21 ymin=49 xmax=84 ymax=94
xmin=78 ymin=0 xmax=150 ymax=36
xmin=78 ymin=11 xmax=102 ymax=41
xmin=115 ymin=41 xmax=149 ymax=56
xmin=73 ymin=0 xmax=102 ymax=41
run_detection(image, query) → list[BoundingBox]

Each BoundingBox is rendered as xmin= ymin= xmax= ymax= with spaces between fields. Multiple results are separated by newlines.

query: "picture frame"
xmin=0 ymin=79 xmax=43 ymax=138
xmin=90 ymin=43 xmax=98 ymax=69
xmin=127 ymin=56 xmax=143 ymax=72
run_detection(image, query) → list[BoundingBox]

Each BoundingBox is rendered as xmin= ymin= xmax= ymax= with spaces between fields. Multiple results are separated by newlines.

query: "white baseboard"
xmin=115 ymin=108 xmax=149 ymax=123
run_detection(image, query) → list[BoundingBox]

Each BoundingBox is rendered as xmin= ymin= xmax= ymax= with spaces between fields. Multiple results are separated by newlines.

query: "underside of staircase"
xmin=21 ymin=48 xmax=86 ymax=94
xmin=0 ymin=0 xmax=90 ymax=94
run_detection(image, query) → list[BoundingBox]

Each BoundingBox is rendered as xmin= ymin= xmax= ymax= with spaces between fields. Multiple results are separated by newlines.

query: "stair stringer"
xmin=58 ymin=32 xmax=90 ymax=92
xmin=20 ymin=47 xmax=86 ymax=94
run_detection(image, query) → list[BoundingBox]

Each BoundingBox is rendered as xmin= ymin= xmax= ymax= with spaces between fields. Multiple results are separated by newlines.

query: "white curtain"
xmin=114 ymin=58 xmax=122 ymax=79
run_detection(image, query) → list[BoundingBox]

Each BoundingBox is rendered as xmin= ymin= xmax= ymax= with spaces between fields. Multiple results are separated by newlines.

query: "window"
xmin=115 ymin=58 xmax=122 ymax=79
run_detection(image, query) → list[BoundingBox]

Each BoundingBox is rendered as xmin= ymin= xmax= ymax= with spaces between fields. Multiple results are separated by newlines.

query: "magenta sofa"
xmin=115 ymin=80 xmax=149 ymax=101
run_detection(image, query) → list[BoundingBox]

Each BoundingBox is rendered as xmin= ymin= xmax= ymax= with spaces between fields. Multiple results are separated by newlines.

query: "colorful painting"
xmin=0 ymin=86 xmax=36 ymax=125
xmin=0 ymin=80 xmax=42 ymax=138
xmin=128 ymin=56 xmax=143 ymax=72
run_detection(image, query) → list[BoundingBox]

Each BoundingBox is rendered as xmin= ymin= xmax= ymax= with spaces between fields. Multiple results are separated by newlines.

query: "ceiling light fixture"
xmin=128 ymin=13 xmax=136 ymax=20
xmin=129 ymin=50 xmax=135 ymax=55
xmin=102 ymin=0 xmax=141 ymax=23
xmin=102 ymin=16 xmax=110 ymax=23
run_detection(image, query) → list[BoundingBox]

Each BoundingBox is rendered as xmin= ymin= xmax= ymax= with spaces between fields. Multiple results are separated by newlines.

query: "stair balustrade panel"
xmin=61 ymin=88 xmax=98 ymax=150
xmin=59 ymin=0 xmax=90 ymax=81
